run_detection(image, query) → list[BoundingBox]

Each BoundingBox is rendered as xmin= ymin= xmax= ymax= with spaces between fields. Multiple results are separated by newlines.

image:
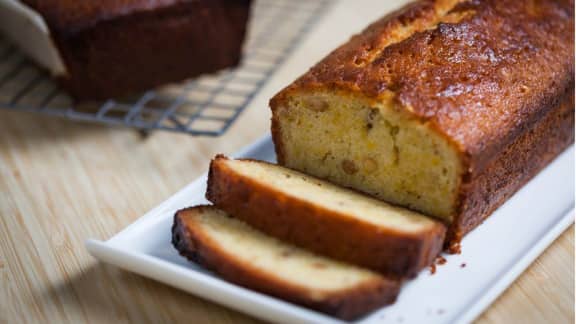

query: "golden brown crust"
xmin=206 ymin=156 xmax=446 ymax=278
xmin=273 ymin=0 xmax=574 ymax=168
xmin=172 ymin=206 xmax=400 ymax=320
xmin=448 ymin=79 xmax=575 ymax=244
xmin=270 ymin=0 xmax=575 ymax=248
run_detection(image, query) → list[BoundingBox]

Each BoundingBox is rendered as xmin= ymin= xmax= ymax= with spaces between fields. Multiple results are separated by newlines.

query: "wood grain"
xmin=0 ymin=104 xmax=573 ymax=324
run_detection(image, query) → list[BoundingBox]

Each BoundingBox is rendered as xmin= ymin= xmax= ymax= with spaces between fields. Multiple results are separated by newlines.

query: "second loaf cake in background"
xmin=3 ymin=0 xmax=253 ymax=100
xmin=206 ymin=155 xmax=446 ymax=278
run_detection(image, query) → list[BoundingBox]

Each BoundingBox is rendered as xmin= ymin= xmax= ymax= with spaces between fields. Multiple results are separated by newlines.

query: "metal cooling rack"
xmin=0 ymin=0 xmax=329 ymax=136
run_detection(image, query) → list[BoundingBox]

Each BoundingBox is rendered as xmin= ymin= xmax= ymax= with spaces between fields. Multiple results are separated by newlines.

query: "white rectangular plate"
xmin=87 ymin=136 xmax=574 ymax=324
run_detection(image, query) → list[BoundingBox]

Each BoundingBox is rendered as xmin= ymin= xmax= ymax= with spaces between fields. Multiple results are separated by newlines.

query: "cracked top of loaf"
xmin=272 ymin=0 xmax=574 ymax=171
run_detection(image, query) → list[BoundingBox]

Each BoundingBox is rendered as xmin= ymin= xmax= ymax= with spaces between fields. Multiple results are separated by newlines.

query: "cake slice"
xmin=206 ymin=155 xmax=446 ymax=278
xmin=172 ymin=206 xmax=400 ymax=320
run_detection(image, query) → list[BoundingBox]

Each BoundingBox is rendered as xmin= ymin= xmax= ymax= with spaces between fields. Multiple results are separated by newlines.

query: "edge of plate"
xmin=454 ymin=208 xmax=574 ymax=323
xmin=103 ymin=134 xmax=272 ymax=246
xmin=85 ymin=239 xmax=342 ymax=324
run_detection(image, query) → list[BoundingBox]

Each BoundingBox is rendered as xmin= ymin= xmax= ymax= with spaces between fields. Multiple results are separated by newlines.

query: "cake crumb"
xmin=436 ymin=255 xmax=447 ymax=265
xmin=430 ymin=255 xmax=446 ymax=274
xmin=449 ymin=242 xmax=462 ymax=254
xmin=460 ymin=263 xmax=467 ymax=268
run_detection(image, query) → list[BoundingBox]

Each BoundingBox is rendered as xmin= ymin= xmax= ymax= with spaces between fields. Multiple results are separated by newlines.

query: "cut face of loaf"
xmin=270 ymin=0 xmax=575 ymax=247
xmin=207 ymin=156 xmax=446 ymax=278
xmin=275 ymin=92 xmax=463 ymax=222
xmin=172 ymin=206 xmax=400 ymax=320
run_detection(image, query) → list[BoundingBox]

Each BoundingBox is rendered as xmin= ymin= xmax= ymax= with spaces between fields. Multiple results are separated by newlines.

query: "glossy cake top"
xmin=274 ymin=0 xmax=574 ymax=170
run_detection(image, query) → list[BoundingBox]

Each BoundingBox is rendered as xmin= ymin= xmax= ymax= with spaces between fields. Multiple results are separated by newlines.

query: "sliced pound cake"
xmin=172 ymin=206 xmax=400 ymax=320
xmin=207 ymin=155 xmax=446 ymax=278
xmin=269 ymin=0 xmax=574 ymax=247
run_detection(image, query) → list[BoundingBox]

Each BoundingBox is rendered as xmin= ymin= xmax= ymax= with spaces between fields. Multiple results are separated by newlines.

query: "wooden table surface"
xmin=0 ymin=101 xmax=573 ymax=324
xmin=0 ymin=1 xmax=574 ymax=322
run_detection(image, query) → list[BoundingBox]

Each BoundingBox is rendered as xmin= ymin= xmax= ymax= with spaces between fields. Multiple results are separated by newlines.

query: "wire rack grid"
xmin=0 ymin=0 xmax=330 ymax=136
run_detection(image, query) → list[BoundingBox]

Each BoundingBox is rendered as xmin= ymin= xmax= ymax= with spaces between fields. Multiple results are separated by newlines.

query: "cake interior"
xmin=223 ymin=158 xmax=439 ymax=232
xmin=274 ymin=91 xmax=463 ymax=222
xmin=186 ymin=207 xmax=381 ymax=295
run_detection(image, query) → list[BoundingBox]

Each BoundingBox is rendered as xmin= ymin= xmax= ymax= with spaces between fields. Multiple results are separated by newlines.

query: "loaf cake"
xmin=0 ymin=0 xmax=252 ymax=100
xmin=207 ymin=155 xmax=446 ymax=278
xmin=172 ymin=206 xmax=400 ymax=320
xmin=270 ymin=0 xmax=575 ymax=248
